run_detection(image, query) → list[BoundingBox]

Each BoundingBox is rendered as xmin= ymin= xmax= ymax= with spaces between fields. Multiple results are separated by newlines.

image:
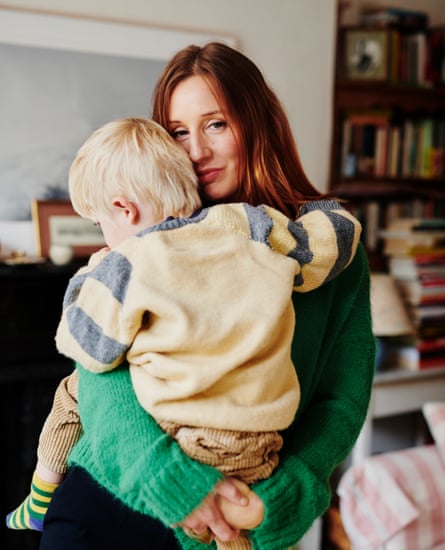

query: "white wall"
xmin=4 ymin=0 xmax=337 ymax=193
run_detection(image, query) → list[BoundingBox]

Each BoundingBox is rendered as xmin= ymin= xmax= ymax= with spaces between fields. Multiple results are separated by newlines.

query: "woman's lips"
xmin=198 ymin=168 xmax=221 ymax=184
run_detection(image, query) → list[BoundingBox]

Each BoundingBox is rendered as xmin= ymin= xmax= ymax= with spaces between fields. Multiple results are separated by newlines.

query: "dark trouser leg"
xmin=39 ymin=466 xmax=181 ymax=550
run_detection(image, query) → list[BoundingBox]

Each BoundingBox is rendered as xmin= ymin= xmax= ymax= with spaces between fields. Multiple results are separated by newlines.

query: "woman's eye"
xmin=208 ymin=120 xmax=227 ymax=131
xmin=170 ymin=128 xmax=188 ymax=141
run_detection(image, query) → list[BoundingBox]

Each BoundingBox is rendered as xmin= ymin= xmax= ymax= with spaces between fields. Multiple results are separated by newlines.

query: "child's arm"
xmin=55 ymin=250 xmax=140 ymax=373
xmin=265 ymin=199 xmax=362 ymax=292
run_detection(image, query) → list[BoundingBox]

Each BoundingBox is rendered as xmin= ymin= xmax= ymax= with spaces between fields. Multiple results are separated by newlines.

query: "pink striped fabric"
xmin=423 ymin=402 xmax=445 ymax=466
xmin=338 ymin=445 xmax=445 ymax=549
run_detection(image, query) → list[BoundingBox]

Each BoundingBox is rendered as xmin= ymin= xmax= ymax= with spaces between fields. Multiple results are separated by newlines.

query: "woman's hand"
xmin=180 ymin=477 xmax=264 ymax=543
xmin=180 ymin=477 xmax=248 ymax=542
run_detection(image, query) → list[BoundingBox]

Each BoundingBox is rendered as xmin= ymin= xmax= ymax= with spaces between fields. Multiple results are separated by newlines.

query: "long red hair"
xmin=152 ymin=42 xmax=326 ymax=219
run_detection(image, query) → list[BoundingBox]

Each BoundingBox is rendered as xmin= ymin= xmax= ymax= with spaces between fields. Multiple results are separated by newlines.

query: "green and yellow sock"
xmin=6 ymin=472 xmax=59 ymax=531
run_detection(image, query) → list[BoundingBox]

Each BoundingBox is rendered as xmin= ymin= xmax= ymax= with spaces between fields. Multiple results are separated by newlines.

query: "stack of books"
xmin=381 ymin=218 xmax=445 ymax=370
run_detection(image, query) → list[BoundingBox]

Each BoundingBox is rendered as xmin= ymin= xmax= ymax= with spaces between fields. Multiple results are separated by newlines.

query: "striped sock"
xmin=6 ymin=472 xmax=59 ymax=531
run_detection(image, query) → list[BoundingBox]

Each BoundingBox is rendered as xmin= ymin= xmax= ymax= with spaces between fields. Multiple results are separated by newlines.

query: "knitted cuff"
xmin=299 ymin=199 xmax=342 ymax=214
xmin=70 ymin=433 xmax=223 ymax=528
xmin=250 ymin=467 xmax=301 ymax=550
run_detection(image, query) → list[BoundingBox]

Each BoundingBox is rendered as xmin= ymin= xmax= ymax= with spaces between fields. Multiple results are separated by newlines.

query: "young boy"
xmin=7 ymin=118 xmax=361 ymax=547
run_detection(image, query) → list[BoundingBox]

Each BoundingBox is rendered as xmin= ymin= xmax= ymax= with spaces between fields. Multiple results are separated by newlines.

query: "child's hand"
xmin=216 ymin=478 xmax=264 ymax=530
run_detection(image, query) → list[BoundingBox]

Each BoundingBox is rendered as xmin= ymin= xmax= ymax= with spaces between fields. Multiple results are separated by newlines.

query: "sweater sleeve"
xmin=265 ymin=200 xmax=362 ymax=292
xmin=249 ymin=245 xmax=375 ymax=549
xmin=69 ymin=362 xmax=224 ymax=529
xmin=55 ymin=250 xmax=142 ymax=373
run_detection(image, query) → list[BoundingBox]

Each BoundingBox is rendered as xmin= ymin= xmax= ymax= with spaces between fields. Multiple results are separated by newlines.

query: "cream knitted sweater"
xmin=56 ymin=201 xmax=360 ymax=432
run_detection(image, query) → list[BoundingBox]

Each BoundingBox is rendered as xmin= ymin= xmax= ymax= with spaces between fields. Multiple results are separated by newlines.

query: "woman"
xmin=40 ymin=42 xmax=375 ymax=550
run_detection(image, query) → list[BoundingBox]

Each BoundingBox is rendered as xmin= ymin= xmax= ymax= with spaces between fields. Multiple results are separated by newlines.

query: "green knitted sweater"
xmin=69 ymin=244 xmax=375 ymax=550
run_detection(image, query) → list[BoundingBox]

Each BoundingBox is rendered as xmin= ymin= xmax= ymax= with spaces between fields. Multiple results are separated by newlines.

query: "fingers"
xmin=181 ymin=492 xmax=240 ymax=542
xmin=217 ymin=489 xmax=264 ymax=530
xmin=213 ymin=477 xmax=250 ymax=506
xmin=183 ymin=526 xmax=214 ymax=545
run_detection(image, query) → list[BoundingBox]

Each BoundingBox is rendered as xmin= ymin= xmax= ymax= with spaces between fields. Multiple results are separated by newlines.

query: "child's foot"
xmin=6 ymin=472 xmax=59 ymax=531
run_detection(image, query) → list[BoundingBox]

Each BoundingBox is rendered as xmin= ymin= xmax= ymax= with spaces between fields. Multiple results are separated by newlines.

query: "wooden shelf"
xmin=374 ymin=365 xmax=445 ymax=384
xmin=332 ymin=179 xmax=445 ymax=199
xmin=335 ymin=81 xmax=445 ymax=113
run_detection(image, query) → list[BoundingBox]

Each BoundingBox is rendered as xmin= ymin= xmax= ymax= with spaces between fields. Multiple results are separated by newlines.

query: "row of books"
xmin=385 ymin=27 xmax=444 ymax=87
xmin=379 ymin=217 xmax=445 ymax=371
xmin=341 ymin=112 xmax=445 ymax=179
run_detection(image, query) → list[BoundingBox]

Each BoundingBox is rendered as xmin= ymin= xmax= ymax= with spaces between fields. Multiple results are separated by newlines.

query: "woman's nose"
xmin=188 ymin=134 xmax=211 ymax=162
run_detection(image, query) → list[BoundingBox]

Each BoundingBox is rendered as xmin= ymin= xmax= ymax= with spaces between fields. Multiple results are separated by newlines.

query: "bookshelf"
xmin=330 ymin=7 xmax=445 ymax=271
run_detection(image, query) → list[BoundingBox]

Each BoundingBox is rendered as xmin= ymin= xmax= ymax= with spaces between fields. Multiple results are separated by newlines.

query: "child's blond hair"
xmin=69 ymin=117 xmax=201 ymax=221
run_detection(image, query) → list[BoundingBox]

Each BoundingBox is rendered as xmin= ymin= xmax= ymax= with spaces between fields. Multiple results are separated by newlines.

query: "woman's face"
xmin=167 ymin=75 xmax=241 ymax=203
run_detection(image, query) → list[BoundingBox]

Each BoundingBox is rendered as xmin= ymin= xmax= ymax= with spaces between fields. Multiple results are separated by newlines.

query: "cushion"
xmin=338 ymin=445 xmax=445 ymax=549
xmin=423 ymin=401 xmax=445 ymax=466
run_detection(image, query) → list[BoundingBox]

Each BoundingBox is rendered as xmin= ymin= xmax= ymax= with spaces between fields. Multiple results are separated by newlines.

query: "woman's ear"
xmin=111 ymin=196 xmax=140 ymax=225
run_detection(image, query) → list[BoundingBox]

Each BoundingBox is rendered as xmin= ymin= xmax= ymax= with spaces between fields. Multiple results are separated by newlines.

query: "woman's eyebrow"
xmin=169 ymin=110 xmax=223 ymax=124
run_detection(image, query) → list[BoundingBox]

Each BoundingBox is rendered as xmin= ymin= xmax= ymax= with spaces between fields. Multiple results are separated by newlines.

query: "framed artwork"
xmin=32 ymin=199 xmax=105 ymax=258
xmin=342 ymin=29 xmax=389 ymax=80
xmin=0 ymin=7 xmax=235 ymax=222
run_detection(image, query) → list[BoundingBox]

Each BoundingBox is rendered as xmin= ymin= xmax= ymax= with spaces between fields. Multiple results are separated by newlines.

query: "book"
xmin=427 ymin=26 xmax=445 ymax=85
xmin=381 ymin=218 xmax=445 ymax=256
xmin=408 ymin=305 xmax=445 ymax=340
xmin=431 ymin=117 xmax=445 ymax=177
xmin=365 ymin=201 xmax=380 ymax=251
xmin=401 ymin=119 xmax=415 ymax=176
xmin=396 ymin=278 xmax=445 ymax=305
xmin=418 ymin=118 xmax=434 ymax=177
xmin=389 ymin=254 xmax=445 ymax=280
xmin=340 ymin=110 xmax=391 ymax=177
xmin=374 ymin=126 xmax=389 ymax=176
xmin=418 ymin=336 xmax=445 ymax=368
xmin=388 ymin=126 xmax=401 ymax=177
xmin=417 ymin=316 xmax=445 ymax=340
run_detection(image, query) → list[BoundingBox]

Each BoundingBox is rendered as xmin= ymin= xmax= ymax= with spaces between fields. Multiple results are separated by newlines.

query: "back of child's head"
xmin=69 ymin=117 xmax=201 ymax=220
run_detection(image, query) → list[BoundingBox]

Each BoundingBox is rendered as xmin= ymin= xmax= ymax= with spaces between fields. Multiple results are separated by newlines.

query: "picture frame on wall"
xmin=32 ymin=200 xmax=105 ymax=259
xmin=341 ymin=28 xmax=390 ymax=80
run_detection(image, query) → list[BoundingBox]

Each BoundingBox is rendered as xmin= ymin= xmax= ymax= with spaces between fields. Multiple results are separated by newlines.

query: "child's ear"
xmin=111 ymin=196 xmax=140 ymax=224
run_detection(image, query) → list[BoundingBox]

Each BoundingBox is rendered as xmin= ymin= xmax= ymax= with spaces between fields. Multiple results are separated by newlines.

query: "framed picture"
xmin=342 ymin=29 xmax=389 ymax=80
xmin=32 ymin=200 xmax=106 ymax=258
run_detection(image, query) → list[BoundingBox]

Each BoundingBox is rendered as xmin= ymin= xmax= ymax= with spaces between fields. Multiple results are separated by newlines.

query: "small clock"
xmin=344 ymin=29 xmax=389 ymax=80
